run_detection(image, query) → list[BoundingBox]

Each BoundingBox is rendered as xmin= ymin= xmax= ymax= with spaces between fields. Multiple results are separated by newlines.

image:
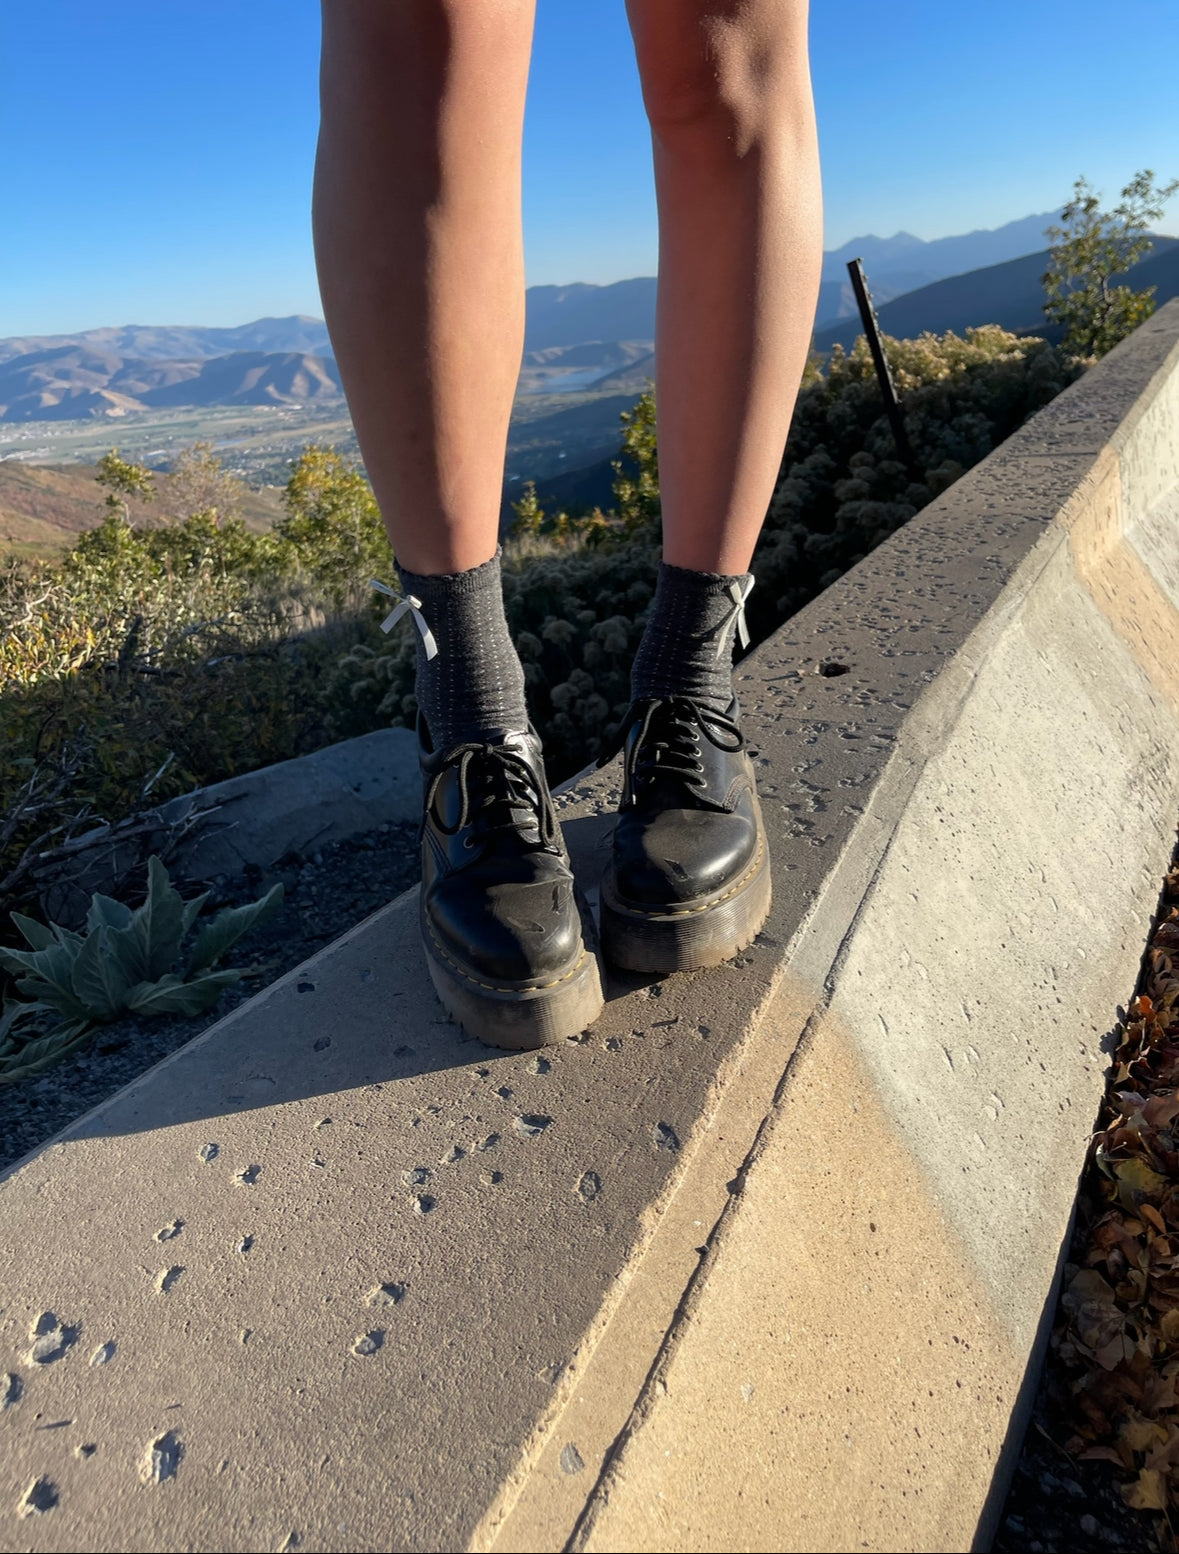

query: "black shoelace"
xmin=599 ymin=697 xmax=744 ymax=802
xmin=426 ymin=742 xmax=560 ymax=853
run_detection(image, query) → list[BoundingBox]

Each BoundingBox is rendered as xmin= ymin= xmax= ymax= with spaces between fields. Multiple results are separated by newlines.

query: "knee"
xmin=631 ymin=1 xmax=811 ymax=153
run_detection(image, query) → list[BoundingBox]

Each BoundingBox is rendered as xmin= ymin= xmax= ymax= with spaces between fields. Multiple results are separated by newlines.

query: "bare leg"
xmin=313 ymin=0 xmax=535 ymax=575
xmin=313 ymin=1 xmax=603 ymax=1048
xmin=626 ymin=0 xmax=822 ymax=575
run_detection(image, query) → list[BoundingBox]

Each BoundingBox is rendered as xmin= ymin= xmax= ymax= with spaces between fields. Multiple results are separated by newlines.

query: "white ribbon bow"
xmin=719 ymin=576 xmax=753 ymax=658
xmin=370 ymin=578 xmax=438 ymax=661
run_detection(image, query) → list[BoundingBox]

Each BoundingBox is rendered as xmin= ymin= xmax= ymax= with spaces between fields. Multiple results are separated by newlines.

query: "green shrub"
xmin=338 ymin=328 xmax=1083 ymax=775
xmin=0 ymin=446 xmax=393 ymax=906
xmin=337 ymin=536 xmax=660 ymax=775
xmin=1043 ymin=171 xmax=1179 ymax=359
xmin=748 ymin=326 xmax=1082 ymax=636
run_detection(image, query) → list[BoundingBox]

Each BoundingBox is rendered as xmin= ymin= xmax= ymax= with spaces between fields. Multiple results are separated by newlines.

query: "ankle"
xmin=631 ymin=561 xmax=752 ymax=712
xmin=392 ymin=549 xmax=528 ymax=750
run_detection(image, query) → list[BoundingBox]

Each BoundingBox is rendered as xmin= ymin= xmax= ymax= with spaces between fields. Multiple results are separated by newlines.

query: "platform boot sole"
xmin=600 ymin=834 xmax=771 ymax=975
xmin=420 ymin=896 xmax=604 ymax=1051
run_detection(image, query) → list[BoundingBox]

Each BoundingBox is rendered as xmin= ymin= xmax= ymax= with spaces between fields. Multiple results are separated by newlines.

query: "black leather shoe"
xmin=418 ymin=722 xmax=603 ymax=1048
xmin=599 ymin=697 xmax=771 ymax=972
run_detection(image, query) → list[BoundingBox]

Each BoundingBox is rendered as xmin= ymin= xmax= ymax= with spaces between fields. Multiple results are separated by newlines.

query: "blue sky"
xmin=4 ymin=0 xmax=1178 ymax=335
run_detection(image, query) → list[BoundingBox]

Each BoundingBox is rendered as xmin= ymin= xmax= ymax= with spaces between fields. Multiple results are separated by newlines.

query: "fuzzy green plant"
xmin=748 ymin=326 xmax=1084 ymax=638
xmin=1 ymin=338 xmax=1086 ymax=903
xmin=0 ymin=856 xmax=282 ymax=1082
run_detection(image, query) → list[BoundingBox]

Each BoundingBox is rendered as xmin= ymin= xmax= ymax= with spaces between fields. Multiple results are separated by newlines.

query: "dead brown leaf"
xmin=1123 ymin=1467 xmax=1168 ymax=1511
xmin=1143 ymin=1203 xmax=1168 ymax=1235
xmin=1048 ymin=827 xmax=1179 ymax=1535
xmin=1120 ymin=1413 xmax=1170 ymax=1453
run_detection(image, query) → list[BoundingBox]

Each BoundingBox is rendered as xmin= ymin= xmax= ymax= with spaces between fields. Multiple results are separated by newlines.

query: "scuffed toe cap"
xmin=613 ymin=806 xmax=758 ymax=907
xmin=425 ymin=858 xmax=583 ymax=984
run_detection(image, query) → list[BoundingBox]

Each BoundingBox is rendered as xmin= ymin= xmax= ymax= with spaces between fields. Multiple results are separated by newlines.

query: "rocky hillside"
xmin=0 ymin=461 xmax=284 ymax=557
xmin=0 ymin=349 xmax=343 ymax=421
xmin=0 ymin=316 xmax=332 ymax=366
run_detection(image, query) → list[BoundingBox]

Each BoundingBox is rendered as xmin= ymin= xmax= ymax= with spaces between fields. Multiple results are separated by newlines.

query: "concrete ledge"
xmin=152 ymin=726 xmax=421 ymax=879
xmin=35 ymin=728 xmax=420 ymax=924
xmin=2 ymin=303 xmax=1179 ymax=1553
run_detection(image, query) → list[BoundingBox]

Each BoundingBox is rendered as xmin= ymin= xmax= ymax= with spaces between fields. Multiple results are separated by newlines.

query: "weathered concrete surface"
xmin=2 ymin=303 xmax=1178 ymax=1553
xmin=37 ymin=727 xmax=421 ymax=925
xmin=154 ymin=726 xmax=421 ymax=878
xmin=571 ymin=1010 xmax=1023 ymax=1554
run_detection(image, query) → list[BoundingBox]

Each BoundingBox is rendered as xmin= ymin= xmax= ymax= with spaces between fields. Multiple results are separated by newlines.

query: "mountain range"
xmin=0 ymin=346 xmax=342 ymax=421
xmin=814 ymin=210 xmax=1064 ymax=326
xmin=4 ymin=211 xmax=1177 ymax=425
xmin=814 ymin=236 xmax=1179 ymax=351
xmin=0 ymin=316 xmax=332 ymax=368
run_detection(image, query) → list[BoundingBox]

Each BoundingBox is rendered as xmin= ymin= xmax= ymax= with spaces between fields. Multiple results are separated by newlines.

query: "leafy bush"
xmin=339 ymin=537 xmax=661 ymax=776
xmin=0 ymin=856 xmax=282 ymax=1081
xmin=0 ymin=446 xmax=392 ymax=907
xmin=1043 ymin=170 xmax=1178 ymax=359
xmin=337 ymin=327 xmax=1083 ymax=773
xmin=748 ymin=325 xmax=1083 ymax=635
xmin=276 ymin=445 xmax=393 ymax=611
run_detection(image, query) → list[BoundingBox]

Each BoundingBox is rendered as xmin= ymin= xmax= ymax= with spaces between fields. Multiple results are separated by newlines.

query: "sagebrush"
xmin=338 ymin=326 xmax=1082 ymax=772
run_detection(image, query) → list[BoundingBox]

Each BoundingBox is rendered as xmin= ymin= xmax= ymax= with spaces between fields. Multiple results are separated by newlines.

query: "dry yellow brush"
xmin=1055 ymin=838 xmax=1179 ymax=1542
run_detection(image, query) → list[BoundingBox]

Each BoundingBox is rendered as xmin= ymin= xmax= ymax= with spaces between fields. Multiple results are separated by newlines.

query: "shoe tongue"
xmin=628 ymin=705 xmax=708 ymax=807
xmin=474 ymin=755 xmax=543 ymax=840
xmin=637 ymin=707 xmax=697 ymax=765
xmin=640 ymin=769 xmax=699 ymax=810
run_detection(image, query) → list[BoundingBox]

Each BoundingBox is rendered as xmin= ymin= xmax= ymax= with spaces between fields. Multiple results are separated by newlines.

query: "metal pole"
xmin=846 ymin=258 xmax=917 ymax=474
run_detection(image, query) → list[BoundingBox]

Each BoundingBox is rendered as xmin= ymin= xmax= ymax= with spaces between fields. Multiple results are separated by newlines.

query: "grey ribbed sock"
xmin=631 ymin=561 xmax=753 ymax=713
xmin=395 ymin=549 xmax=528 ymax=750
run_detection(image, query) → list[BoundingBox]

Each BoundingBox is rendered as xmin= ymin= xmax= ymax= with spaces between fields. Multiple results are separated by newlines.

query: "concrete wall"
xmin=2 ymin=303 xmax=1178 ymax=1553
xmin=33 ymin=728 xmax=421 ymax=928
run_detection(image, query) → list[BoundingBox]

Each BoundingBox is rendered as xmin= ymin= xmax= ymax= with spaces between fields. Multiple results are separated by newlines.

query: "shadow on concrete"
xmin=53 ymin=811 xmax=662 ymax=1149
xmin=972 ymin=1211 xmax=1076 ymax=1550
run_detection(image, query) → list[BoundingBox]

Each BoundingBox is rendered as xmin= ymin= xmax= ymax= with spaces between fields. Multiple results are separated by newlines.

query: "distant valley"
xmin=0 ymin=329 xmax=654 ymax=425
